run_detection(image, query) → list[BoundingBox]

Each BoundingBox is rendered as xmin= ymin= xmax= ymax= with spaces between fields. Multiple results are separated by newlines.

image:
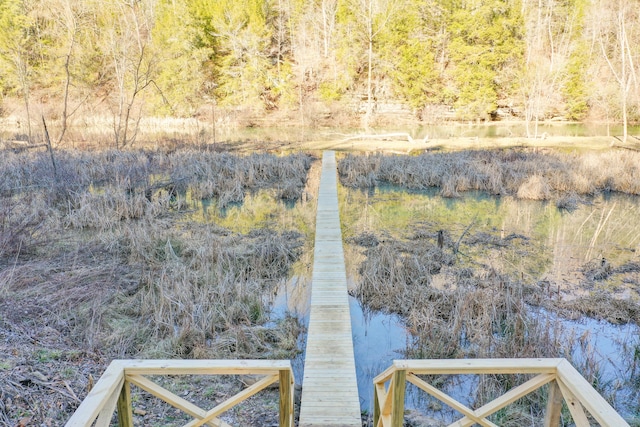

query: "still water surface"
xmin=211 ymin=123 xmax=640 ymax=144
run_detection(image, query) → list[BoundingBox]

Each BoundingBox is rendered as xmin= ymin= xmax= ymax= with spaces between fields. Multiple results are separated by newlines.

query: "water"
xmin=204 ymin=123 xmax=640 ymax=143
xmin=411 ymin=122 xmax=640 ymax=139
xmin=340 ymin=185 xmax=640 ymax=298
xmin=339 ymin=183 xmax=640 ymax=419
xmin=349 ymin=297 xmax=409 ymax=411
xmin=531 ymin=307 xmax=640 ymax=418
xmin=183 ymin=177 xmax=640 ymax=420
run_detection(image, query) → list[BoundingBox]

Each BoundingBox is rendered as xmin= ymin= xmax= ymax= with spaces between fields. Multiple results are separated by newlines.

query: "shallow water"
xmin=340 ymin=185 xmax=640 ymax=299
xmin=186 ymin=182 xmax=640 ymax=419
xmin=339 ymin=183 xmax=640 ymax=419
xmin=205 ymin=123 xmax=640 ymax=143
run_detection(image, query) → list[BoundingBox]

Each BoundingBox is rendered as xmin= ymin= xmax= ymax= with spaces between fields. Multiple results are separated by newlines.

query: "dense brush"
xmin=338 ymin=149 xmax=640 ymax=199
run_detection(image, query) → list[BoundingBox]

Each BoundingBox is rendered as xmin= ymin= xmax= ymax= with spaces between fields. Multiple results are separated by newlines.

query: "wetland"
xmin=0 ymin=146 xmax=639 ymax=426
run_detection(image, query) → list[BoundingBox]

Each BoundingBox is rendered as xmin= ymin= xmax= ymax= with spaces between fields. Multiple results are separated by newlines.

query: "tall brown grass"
xmin=0 ymin=147 xmax=313 ymax=424
xmin=354 ymin=237 xmax=567 ymax=360
xmin=350 ymin=230 xmax=619 ymax=424
xmin=0 ymin=149 xmax=314 ymax=208
xmin=338 ymin=149 xmax=640 ymax=199
xmin=0 ymin=148 xmax=312 ymax=355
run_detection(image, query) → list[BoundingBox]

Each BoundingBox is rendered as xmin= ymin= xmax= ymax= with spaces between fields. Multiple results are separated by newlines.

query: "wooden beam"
xmin=556 ymin=380 xmax=590 ymax=427
xmin=373 ymin=365 xmax=398 ymax=385
xmin=373 ymin=382 xmax=381 ymax=427
xmin=184 ymin=374 xmax=279 ymax=427
xmin=65 ymin=361 xmax=126 ymax=427
xmin=406 ymin=374 xmax=497 ymax=427
xmin=556 ymin=360 xmax=629 ymax=427
xmin=126 ymin=375 xmax=230 ymax=427
xmin=378 ymin=382 xmax=392 ymax=417
xmin=121 ymin=359 xmax=291 ymax=376
xmin=94 ymin=377 xmax=124 ymax=427
xmin=279 ymin=369 xmax=293 ymax=427
xmin=393 ymin=359 xmax=563 ymax=375
xmin=116 ymin=379 xmax=133 ymax=427
xmin=391 ymin=370 xmax=406 ymax=427
xmin=448 ymin=373 xmax=555 ymax=427
xmin=543 ymin=380 xmax=563 ymax=427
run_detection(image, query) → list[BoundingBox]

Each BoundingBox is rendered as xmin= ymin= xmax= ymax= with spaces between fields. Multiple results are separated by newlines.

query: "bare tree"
xmin=320 ymin=0 xmax=338 ymax=58
xmin=597 ymin=0 xmax=639 ymax=143
xmin=42 ymin=0 xmax=89 ymax=147
xmin=355 ymin=0 xmax=400 ymax=127
xmin=520 ymin=0 xmax=583 ymax=137
xmin=102 ymin=0 xmax=156 ymax=148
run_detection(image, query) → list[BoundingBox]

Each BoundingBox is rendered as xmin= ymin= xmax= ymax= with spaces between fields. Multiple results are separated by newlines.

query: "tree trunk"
xmin=365 ymin=0 xmax=373 ymax=128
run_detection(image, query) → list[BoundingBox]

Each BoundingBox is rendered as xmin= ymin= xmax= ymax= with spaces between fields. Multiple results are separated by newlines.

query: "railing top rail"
xmin=65 ymin=359 xmax=294 ymax=427
xmin=65 ymin=361 xmax=126 ymax=427
xmin=373 ymin=358 xmax=629 ymax=427
xmin=388 ymin=358 xmax=565 ymax=376
xmin=119 ymin=359 xmax=292 ymax=376
xmin=556 ymin=359 xmax=629 ymax=427
xmin=375 ymin=359 xmax=564 ymax=382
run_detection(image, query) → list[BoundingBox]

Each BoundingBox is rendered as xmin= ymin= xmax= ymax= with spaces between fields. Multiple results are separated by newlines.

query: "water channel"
xmin=183 ymin=162 xmax=640 ymax=422
xmin=208 ymin=122 xmax=640 ymax=144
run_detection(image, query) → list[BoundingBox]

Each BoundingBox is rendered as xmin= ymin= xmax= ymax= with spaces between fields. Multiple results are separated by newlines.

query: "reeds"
xmin=168 ymin=151 xmax=314 ymax=207
xmin=350 ymin=230 xmax=611 ymax=424
xmin=354 ymin=236 xmax=564 ymax=360
xmin=127 ymin=225 xmax=304 ymax=358
xmin=0 ymin=147 xmax=313 ymax=424
xmin=338 ymin=149 xmax=640 ymax=200
xmin=0 ymin=149 xmax=314 ymax=210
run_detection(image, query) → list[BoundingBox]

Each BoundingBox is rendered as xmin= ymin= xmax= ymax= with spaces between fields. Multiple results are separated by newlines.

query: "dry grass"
xmin=168 ymin=151 xmax=314 ymax=207
xmin=338 ymin=149 xmax=640 ymax=200
xmin=0 ymin=149 xmax=314 ymax=208
xmin=0 ymin=147 xmax=314 ymax=425
xmin=353 ymin=236 xmax=566 ymax=360
xmin=350 ymin=229 xmax=634 ymax=424
xmin=0 ymin=148 xmax=312 ymax=357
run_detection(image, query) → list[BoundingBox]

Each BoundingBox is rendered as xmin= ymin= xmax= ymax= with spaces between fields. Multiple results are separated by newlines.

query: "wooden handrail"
xmin=65 ymin=360 xmax=295 ymax=427
xmin=372 ymin=358 xmax=630 ymax=427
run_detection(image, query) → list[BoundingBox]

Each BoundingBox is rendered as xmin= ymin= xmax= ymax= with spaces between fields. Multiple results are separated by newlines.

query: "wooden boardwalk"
xmin=299 ymin=151 xmax=361 ymax=426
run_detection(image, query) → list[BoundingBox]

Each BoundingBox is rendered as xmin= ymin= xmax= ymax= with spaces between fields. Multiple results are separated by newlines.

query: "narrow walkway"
xmin=299 ymin=151 xmax=361 ymax=426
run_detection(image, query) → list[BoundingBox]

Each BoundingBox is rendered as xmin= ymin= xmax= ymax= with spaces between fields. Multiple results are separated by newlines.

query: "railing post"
xmin=391 ymin=369 xmax=406 ymax=427
xmin=544 ymin=380 xmax=563 ymax=427
xmin=279 ymin=369 xmax=292 ymax=427
xmin=373 ymin=383 xmax=381 ymax=427
xmin=116 ymin=378 xmax=133 ymax=427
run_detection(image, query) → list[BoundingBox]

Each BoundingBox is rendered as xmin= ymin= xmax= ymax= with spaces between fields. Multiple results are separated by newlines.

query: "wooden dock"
xmin=299 ymin=151 xmax=361 ymax=426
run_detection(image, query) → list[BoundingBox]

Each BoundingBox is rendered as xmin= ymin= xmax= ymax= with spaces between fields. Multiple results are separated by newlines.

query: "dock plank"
xmin=299 ymin=151 xmax=361 ymax=427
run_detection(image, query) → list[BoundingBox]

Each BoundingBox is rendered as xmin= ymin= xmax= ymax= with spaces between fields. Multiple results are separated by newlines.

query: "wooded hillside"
xmin=1 ymin=0 xmax=639 ymax=143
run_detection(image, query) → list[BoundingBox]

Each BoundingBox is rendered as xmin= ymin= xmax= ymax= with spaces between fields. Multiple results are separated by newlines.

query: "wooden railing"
xmin=65 ymin=359 xmax=295 ymax=427
xmin=373 ymin=358 xmax=629 ymax=427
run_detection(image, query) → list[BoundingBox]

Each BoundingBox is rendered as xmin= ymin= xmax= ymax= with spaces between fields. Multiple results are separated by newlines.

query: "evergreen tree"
xmin=152 ymin=0 xmax=211 ymax=115
xmin=445 ymin=0 xmax=524 ymax=120
xmin=378 ymin=0 xmax=442 ymax=112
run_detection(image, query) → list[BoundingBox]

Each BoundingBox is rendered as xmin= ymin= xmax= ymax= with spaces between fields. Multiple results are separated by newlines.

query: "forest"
xmin=1 ymin=0 xmax=639 ymax=146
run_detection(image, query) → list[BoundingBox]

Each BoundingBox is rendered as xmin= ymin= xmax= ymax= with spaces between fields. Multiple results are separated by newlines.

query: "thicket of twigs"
xmin=0 ymin=148 xmax=314 ymax=425
xmin=338 ymin=149 xmax=640 ymax=203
